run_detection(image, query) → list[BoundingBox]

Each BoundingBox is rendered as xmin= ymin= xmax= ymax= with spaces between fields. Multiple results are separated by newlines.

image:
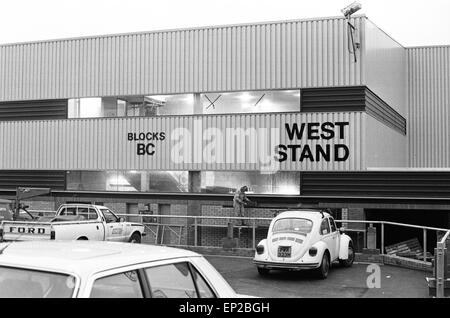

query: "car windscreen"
xmin=272 ymin=218 xmax=313 ymax=234
xmin=0 ymin=266 xmax=76 ymax=298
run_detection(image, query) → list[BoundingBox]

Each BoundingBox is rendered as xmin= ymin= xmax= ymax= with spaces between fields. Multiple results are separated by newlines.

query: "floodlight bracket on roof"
xmin=341 ymin=2 xmax=362 ymax=63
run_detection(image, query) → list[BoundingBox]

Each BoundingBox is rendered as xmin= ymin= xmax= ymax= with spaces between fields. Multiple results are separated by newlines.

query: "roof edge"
xmin=364 ymin=16 xmax=405 ymax=49
xmin=0 ymin=14 xmax=367 ymax=48
xmin=405 ymin=44 xmax=450 ymax=49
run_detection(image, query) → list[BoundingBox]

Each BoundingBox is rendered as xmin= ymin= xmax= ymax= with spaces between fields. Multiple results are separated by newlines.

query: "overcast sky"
xmin=0 ymin=0 xmax=448 ymax=47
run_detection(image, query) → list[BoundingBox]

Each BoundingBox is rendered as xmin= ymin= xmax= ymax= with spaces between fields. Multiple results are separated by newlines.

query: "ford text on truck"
xmin=0 ymin=204 xmax=145 ymax=243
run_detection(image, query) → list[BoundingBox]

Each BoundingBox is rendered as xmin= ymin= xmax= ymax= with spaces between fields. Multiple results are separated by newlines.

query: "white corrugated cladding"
xmin=0 ymin=17 xmax=364 ymax=102
xmin=0 ymin=112 xmax=364 ymax=171
xmin=407 ymin=46 xmax=450 ymax=168
xmin=364 ymin=19 xmax=406 ymax=117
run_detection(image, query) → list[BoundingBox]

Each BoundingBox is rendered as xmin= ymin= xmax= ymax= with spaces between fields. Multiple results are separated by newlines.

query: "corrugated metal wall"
xmin=0 ymin=17 xmax=364 ymax=102
xmin=364 ymin=19 xmax=407 ymax=117
xmin=0 ymin=112 xmax=364 ymax=171
xmin=365 ymin=114 xmax=407 ymax=168
xmin=407 ymin=46 xmax=450 ymax=168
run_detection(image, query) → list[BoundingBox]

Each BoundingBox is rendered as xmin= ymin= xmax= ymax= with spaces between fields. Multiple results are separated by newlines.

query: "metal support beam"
xmin=436 ymin=242 xmax=445 ymax=298
xmin=252 ymin=219 xmax=256 ymax=250
xmin=194 ymin=218 xmax=198 ymax=247
xmin=423 ymin=229 xmax=427 ymax=262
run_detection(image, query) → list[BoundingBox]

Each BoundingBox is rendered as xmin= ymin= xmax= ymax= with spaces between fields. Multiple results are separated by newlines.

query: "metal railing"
xmin=436 ymin=230 xmax=450 ymax=298
xmin=116 ymin=214 xmax=274 ymax=249
xmin=334 ymin=219 xmax=449 ymax=262
xmin=28 ymin=210 xmax=449 ymax=256
xmin=28 ymin=209 xmax=450 ymax=297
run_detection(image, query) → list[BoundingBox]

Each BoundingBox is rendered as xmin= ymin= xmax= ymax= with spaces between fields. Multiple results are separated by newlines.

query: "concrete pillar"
xmin=73 ymin=99 xmax=81 ymax=118
xmin=347 ymin=208 xmax=366 ymax=231
xmin=367 ymin=226 xmax=377 ymax=250
xmin=126 ymin=203 xmax=139 ymax=223
xmin=188 ymin=171 xmax=202 ymax=193
xmin=141 ymin=172 xmax=149 ymax=192
xmin=101 ymin=97 xmax=118 ymax=117
xmin=346 ymin=208 xmax=366 ymax=252
xmin=447 ymin=213 xmax=450 ymax=228
xmin=187 ymin=171 xmax=202 ymax=246
xmin=193 ymin=93 xmax=203 ymax=115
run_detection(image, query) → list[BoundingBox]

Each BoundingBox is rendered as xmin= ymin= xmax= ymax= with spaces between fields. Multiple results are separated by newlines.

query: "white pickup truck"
xmin=0 ymin=204 xmax=145 ymax=243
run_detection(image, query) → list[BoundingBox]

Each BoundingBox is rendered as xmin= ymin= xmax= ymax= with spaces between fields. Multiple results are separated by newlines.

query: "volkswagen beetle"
xmin=253 ymin=210 xmax=354 ymax=279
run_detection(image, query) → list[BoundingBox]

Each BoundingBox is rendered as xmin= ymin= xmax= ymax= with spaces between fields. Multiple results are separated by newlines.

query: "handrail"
xmin=439 ymin=230 xmax=450 ymax=244
xmin=28 ymin=210 xmax=450 ymax=232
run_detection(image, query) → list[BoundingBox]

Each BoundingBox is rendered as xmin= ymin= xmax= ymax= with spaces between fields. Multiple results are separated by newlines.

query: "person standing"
xmin=233 ymin=186 xmax=253 ymax=225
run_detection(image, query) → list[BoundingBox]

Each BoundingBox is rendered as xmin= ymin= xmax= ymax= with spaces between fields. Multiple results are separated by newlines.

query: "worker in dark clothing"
xmin=233 ymin=186 xmax=253 ymax=225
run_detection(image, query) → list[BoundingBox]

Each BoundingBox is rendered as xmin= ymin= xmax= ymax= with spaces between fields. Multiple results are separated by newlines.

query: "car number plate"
xmin=278 ymin=246 xmax=291 ymax=258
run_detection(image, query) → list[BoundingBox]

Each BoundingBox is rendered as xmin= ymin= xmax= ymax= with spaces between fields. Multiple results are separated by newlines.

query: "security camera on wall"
xmin=341 ymin=2 xmax=362 ymax=18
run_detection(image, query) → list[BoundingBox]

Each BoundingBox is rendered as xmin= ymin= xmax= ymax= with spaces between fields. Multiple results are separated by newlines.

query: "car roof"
xmin=59 ymin=204 xmax=109 ymax=209
xmin=0 ymin=241 xmax=200 ymax=276
xmin=274 ymin=210 xmax=331 ymax=221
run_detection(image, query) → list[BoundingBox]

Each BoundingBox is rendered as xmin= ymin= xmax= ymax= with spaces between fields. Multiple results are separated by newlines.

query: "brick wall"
xmin=24 ymin=200 xmax=56 ymax=211
xmin=199 ymin=203 xmax=273 ymax=248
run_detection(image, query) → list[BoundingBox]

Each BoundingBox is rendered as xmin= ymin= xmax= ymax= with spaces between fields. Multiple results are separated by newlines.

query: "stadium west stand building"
xmin=0 ymin=15 xmax=449 ymax=248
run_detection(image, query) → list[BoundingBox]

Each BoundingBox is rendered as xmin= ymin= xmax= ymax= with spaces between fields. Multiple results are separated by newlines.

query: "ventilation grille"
xmin=0 ymin=99 xmax=68 ymax=121
xmin=0 ymin=170 xmax=66 ymax=190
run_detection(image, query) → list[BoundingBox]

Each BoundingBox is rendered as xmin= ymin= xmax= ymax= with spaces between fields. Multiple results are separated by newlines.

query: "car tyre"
xmin=316 ymin=252 xmax=330 ymax=279
xmin=257 ymin=267 xmax=270 ymax=276
xmin=129 ymin=232 xmax=141 ymax=244
xmin=339 ymin=243 xmax=355 ymax=268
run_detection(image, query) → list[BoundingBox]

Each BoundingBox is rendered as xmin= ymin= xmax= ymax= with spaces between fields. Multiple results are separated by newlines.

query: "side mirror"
xmin=119 ymin=217 xmax=125 ymax=223
xmin=339 ymin=227 xmax=345 ymax=234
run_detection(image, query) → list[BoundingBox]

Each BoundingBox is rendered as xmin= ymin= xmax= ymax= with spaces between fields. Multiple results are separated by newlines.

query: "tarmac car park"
xmin=0 ymin=204 xmax=145 ymax=243
xmin=0 ymin=241 xmax=245 ymax=298
xmin=254 ymin=210 xmax=355 ymax=279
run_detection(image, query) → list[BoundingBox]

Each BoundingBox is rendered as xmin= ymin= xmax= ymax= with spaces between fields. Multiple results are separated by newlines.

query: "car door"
xmin=100 ymin=208 xmax=125 ymax=242
xmin=89 ymin=270 xmax=145 ymax=298
xmin=143 ymin=261 xmax=216 ymax=298
xmin=319 ymin=218 xmax=336 ymax=260
xmin=78 ymin=207 xmax=105 ymax=241
xmin=328 ymin=217 xmax=340 ymax=261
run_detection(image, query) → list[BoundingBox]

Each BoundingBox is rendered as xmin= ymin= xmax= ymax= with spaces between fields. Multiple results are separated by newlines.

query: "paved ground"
xmin=206 ymin=256 xmax=430 ymax=298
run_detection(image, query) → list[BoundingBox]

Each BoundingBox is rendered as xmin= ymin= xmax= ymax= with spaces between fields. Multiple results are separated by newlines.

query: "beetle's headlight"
xmin=309 ymin=247 xmax=318 ymax=256
xmin=256 ymin=245 xmax=265 ymax=255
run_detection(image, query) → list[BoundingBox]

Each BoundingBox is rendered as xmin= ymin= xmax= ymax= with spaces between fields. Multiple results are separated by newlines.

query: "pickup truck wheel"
xmin=77 ymin=237 xmax=88 ymax=240
xmin=257 ymin=267 xmax=270 ymax=276
xmin=129 ymin=232 xmax=141 ymax=244
xmin=316 ymin=252 xmax=330 ymax=279
xmin=339 ymin=244 xmax=355 ymax=268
